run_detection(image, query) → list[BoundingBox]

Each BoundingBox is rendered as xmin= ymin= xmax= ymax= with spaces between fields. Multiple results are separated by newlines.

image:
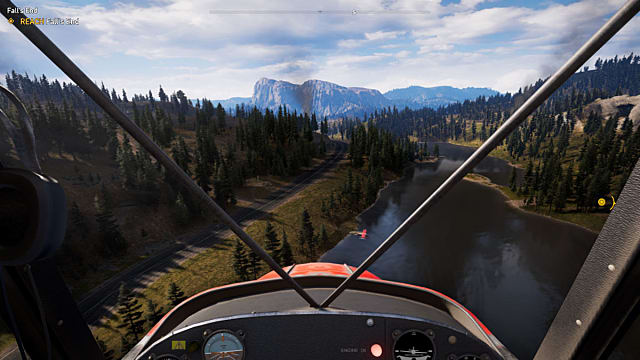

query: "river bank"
xmin=447 ymin=140 xmax=607 ymax=233
xmin=321 ymin=144 xmax=597 ymax=359
xmin=463 ymin=173 xmax=602 ymax=233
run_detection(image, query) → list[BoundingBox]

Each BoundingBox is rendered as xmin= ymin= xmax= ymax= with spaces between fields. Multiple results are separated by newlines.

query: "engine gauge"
xmin=393 ymin=330 xmax=434 ymax=360
xmin=203 ymin=330 xmax=245 ymax=360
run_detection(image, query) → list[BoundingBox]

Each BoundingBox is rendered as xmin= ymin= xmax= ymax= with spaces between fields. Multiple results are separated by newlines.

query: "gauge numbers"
xmin=203 ymin=330 xmax=245 ymax=360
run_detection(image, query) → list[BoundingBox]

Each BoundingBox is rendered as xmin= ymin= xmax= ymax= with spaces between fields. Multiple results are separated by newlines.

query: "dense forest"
xmin=345 ymin=54 xmax=640 ymax=139
xmin=0 ymin=68 xmax=415 ymax=292
xmin=0 ymin=72 xmax=335 ymax=279
xmin=341 ymin=54 xmax=640 ymax=216
xmin=231 ymin=122 xmax=416 ymax=281
xmin=1 ymin=69 xmax=419 ymax=356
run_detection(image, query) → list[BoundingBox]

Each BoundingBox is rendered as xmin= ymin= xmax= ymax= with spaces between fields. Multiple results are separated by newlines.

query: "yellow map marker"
xmin=597 ymin=198 xmax=606 ymax=207
xmin=610 ymin=195 xmax=616 ymax=210
xmin=8 ymin=18 xmax=14 ymax=24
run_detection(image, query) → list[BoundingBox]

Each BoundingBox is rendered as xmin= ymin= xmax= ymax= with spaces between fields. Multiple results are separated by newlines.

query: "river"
xmin=320 ymin=142 xmax=597 ymax=359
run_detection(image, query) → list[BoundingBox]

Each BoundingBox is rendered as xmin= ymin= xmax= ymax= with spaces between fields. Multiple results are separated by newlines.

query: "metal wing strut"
xmin=319 ymin=0 xmax=640 ymax=308
xmin=0 ymin=0 xmax=319 ymax=308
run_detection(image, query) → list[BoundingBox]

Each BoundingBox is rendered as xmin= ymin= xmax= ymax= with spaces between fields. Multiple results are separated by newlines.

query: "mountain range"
xmin=212 ymin=78 xmax=498 ymax=118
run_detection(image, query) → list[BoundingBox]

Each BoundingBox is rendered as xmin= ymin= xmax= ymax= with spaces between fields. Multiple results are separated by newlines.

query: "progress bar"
xmin=209 ymin=9 xmax=430 ymax=15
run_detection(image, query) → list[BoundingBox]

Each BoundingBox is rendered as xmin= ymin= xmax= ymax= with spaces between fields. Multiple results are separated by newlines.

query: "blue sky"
xmin=1 ymin=0 xmax=639 ymax=99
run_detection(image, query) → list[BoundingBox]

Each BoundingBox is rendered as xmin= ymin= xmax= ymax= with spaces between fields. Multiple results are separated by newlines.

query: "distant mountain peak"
xmin=247 ymin=78 xmax=499 ymax=118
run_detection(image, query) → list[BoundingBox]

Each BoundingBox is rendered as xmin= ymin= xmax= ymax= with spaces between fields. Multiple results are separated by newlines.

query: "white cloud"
xmin=337 ymin=39 xmax=364 ymax=48
xmin=364 ymin=30 xmax=406 ymax=41
xmin=395 ymin=50 xmax=411 ymax=58
xmin=493 ymin=68 xmax=541 ymax=93
xmin=1 ymin=0 xmax=638 ymax=99
xmin=325 ymin=53 xmax=393 ymax=66
xmin=0 ymin=21 xmax=10 ymax=33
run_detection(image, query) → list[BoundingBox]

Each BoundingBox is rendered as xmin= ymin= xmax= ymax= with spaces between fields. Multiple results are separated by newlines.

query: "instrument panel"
xmin=138 ymin=311 xmax=501 ymax=360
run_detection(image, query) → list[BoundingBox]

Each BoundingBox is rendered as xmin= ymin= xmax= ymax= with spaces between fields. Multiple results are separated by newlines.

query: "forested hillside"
xmin=351 ymin=54 xmax=640 ymax=228
xmin=0 ymin=72 xmax=331 ymax=294
xmin=1 ymin=71 xmax=421 ymax=356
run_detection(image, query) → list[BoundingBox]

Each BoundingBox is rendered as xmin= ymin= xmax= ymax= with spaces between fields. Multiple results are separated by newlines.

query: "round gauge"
xmin=458 ymin=356 xmax=482 ymax=360
xmin=393 ymin=330 xmax=434 ymax=360
xmin=203 ymin=330 xmax=245 ymax=360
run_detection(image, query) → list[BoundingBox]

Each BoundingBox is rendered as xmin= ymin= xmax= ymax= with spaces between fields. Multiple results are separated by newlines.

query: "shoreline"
xmin=445 ymin=140 xmax=524 ymax=169
xmin=463 ymin=173 xmax=599 ymax=234
xmin=354 ymin=160 xmax=421 ymax=224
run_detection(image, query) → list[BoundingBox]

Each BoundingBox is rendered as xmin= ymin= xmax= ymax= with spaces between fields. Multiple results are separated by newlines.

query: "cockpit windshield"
xmin=1 ymin=1 xmax=640 ymax=359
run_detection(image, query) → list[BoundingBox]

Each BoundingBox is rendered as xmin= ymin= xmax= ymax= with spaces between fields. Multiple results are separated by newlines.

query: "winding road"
xmin=0 ymin=144 xmax=345 ymax=360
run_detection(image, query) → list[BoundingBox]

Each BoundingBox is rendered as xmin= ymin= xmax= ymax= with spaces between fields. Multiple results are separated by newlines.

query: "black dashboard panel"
xmin=129 ymin=278 xmax=512 ymax=360
xmin=137 ymin=311 xmax=501 ymax=359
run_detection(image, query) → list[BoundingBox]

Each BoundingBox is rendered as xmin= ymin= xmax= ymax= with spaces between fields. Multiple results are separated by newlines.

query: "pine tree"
xmin=70 ymin=201 xmax=88 ymax=238
xmin=553 ymin=174 xmax=568 ymax=212
xmin=319 ymin=225 xmax=329 ymax=249
xmin=216 ymin=103 xmax=226 ymax=130
xmin=248 ymin=249 xmax=262 ymax=280
xmin=116 ymin=284 xmax=145 ymax=342
xmin=158 ymin=86 xmax=168 ymax=102
xmin=194 ymin=151 xmax=211 ymax=193
xmin=433 ymin=144 xmax=440 ymax=158
xmin=297 ymin=209 xmax=314 ymax=257
xmin=117 ymin=135 xmax=137 ymax=189
xmin=144 ymin=299 xmax=164 ymax=327
xmin=279 ymin=229 xmax=294 ymax=266
xmin=308 ymin=233 xmax=319 ymax=258
xmin=177 ymin=135 xmax=192 ymax=173
xmin=233 ymin=241 xmax=250 ymax=281
xmin=94 ymin=190 xmax=127 ymax=256
xmin=135 ymin=151 xmax=158 ymax=192
xmin=565 ymin=162 xmax=574 ymax=199
xmin=171 ymin=141 xmax=189 ymax=175
xmin=174 ymin=192 xmax=190 ymax=225
xmin=107 ymin=130 xmax=119 ymax=161
xmin=214 ymin=162 xmax=235 ymax=207
xmin=167 ymin=282 xmax=186 ymax=306
xmin=328 ymin=192 xmax=336 ymax=215
xmin=320 ymin=200 xmax=329 ymax=218
xmin=263 ymin=222 xmax=281 ymax=265
xmin=509 ymin=166 xmax=518 ymax=191
xmin=374 ymin=166 xmax=384 ymax=189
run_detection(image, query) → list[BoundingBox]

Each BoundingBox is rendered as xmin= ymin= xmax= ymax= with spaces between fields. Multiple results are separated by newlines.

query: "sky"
xmin=1 ymin=0 xmax=639 ymax=100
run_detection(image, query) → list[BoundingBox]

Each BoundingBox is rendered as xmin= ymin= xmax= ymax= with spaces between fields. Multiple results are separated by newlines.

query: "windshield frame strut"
xmin=319 ymin=0 xmax=640 ymax=308
xmin=0 ymin=0 xmax=320 ymax=309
